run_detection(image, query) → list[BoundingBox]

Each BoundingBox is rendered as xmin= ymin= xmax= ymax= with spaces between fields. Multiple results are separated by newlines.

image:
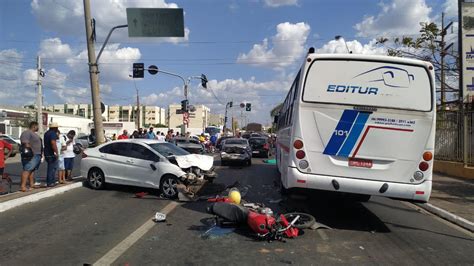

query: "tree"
xmin=376 ymin=21 xmax=459 ymax=105
xmin=153 ymin=123 xmax=167 ymax=128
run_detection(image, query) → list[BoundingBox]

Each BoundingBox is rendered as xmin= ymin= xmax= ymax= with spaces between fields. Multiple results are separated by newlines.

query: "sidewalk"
xmin=417 ymin=172 xmax=474 ymax=231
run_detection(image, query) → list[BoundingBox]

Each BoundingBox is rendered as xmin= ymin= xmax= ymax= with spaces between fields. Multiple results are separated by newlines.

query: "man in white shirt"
xmin=64 ymin=130 xmax=77 ymax=181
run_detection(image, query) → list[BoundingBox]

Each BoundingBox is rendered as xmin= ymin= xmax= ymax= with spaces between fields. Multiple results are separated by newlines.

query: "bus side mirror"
xmin=273 ymin=115 xmax=279 ymax=124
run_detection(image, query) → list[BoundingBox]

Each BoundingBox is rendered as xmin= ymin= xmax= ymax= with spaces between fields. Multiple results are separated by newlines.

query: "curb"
xmin=0 ymin=182 xmax=84 ymax=213
xmin=415 ymin=203 xmax=474 ymax=232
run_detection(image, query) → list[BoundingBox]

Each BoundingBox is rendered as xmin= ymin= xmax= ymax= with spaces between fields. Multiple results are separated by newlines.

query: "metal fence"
xmin=435 ymin=109 xmax=474 ymax=166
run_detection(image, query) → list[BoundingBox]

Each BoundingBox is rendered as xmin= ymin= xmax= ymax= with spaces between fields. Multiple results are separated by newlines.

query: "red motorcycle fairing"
xmin=247 ymin=211 xmax=276 ymax=235
xmin=279 ymin=214 xmax=299 ymax=238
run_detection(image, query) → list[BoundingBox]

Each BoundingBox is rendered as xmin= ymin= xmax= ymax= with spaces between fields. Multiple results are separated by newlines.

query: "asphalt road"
xmin=0 ymin=156 xmax=473 ymax=265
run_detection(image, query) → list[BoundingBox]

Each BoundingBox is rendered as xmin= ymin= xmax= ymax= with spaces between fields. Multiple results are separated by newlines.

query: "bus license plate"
xmin=349 ymin=158 xmax=373 ymax=168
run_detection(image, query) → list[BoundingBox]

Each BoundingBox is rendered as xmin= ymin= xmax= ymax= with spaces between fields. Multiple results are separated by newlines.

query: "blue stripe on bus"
xmin=337 ymin=112 xmax=370 ymax=157
xmin=323 ymin=110 xmax=358 ymax=155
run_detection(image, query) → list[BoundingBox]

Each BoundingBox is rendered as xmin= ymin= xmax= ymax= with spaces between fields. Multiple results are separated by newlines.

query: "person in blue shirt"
xmin=147 ymin=127 xmax=156 ymax=139
xmin=44 ymin=122 xmax=60 ymax=187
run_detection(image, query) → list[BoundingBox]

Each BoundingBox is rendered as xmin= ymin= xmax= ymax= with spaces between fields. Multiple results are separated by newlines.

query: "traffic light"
xmin=201 ymin=74 xmax=208 ymax=88
xmin=181 ymin=99 xmax=189 ymax=112
xmin=229 ymin=101 xmax=233 ymax=108
xmin=132 ymin=63 xmax=144 ymax=78
xmin=246 ymin=103 xmax=251 ymax=111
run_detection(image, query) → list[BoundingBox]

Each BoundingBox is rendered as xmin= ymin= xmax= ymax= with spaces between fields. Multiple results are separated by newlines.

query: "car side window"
xmin=129 ymin=143 xmax=159 ymax=161
xmin=99 ymin=143 xmax=130 ymax=156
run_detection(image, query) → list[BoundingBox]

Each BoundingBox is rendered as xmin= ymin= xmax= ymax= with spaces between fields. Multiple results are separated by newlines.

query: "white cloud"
xmin=237 ymin=22 xmax=310 ymax=69
xmin=443 ymin=0 xmax=458 ymax=18
xmin=354 ymin=0 xmax=432 ymax=37
xmin=316 ymin=39 xmax=386 ymax=55
xmin=38 ymin=38 xmax=72 ymax=59
xmin=263 ymin=0 xmax=298 ymax=8
xmin=0 ymin=49 xmax=38 ymax=104
xmin=67 ymin=43 xmax=141 ymax=84
xmin=30 ymin=0 xmax=188 ymax=44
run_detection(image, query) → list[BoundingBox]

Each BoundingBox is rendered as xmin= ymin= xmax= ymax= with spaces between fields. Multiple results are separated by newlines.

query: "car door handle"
xmin=126 ymin=159 xmax=134 ymax=163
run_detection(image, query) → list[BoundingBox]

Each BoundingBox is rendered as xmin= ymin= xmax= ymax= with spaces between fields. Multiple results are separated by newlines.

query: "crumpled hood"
xmin=174 ymin=154 xmax=214 ymax=171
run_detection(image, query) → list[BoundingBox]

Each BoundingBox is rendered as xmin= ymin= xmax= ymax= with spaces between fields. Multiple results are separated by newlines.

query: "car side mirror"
xmin=150 ymin=164 xmax=157 ymax=171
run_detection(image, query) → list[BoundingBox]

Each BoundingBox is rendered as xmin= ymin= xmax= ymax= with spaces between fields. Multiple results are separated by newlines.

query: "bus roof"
xmin=306 ymin=53 xmax=432 ymax=69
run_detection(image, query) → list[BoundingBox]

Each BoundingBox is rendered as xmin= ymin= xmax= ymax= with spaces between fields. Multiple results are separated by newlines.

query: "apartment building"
xmin=168 ymin=104 xmax=210 ymax=130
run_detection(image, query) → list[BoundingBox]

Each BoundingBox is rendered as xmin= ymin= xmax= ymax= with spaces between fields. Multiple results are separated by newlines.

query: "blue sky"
xmin=0 ymin=0 xmax=458 ymax=125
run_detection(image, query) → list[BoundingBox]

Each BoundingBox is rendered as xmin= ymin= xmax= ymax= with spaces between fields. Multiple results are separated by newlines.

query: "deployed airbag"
xmin=174 ymin=154 xmax=214 ymax=171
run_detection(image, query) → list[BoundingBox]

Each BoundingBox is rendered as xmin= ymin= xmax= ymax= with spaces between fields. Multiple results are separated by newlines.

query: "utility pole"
xmin=136 ymin=88 xmax=140 ymax=129
xmin=83 ymin=0 xmax=105 ymax=145
xmin=36 ymin=56 xmax=43 ymax=135
xmin=439 ymin=12 xmax=454 ymax=110
xmin=440 ymin=12 xmax=446 ymax=110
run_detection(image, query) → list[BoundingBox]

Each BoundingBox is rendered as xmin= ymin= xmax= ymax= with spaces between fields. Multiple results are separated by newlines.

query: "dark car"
xmin=220 ymin=138 xmax=252 ymax=166
xmin=171 ymin=137 xmax=205 ymax=154
xmin=248 ymin=137 xmax=271 ymax=158
xmin=216 ymin=136 xmax=234 ymax=150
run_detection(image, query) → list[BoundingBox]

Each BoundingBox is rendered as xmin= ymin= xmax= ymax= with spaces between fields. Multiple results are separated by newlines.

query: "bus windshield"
xmin=303 ymin=60 xmax=432 ymax=111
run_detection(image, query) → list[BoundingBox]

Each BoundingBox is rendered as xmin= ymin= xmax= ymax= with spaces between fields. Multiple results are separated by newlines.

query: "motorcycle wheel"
xmin=283 ymin=212 xmax=316 ymax=229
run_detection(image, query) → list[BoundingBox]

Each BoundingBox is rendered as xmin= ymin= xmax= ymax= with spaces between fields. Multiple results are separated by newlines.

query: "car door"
xmin=98 ymin=142 xmax=133 ymax=185
xmin=125 ymin=143 xmax=162 ymax=188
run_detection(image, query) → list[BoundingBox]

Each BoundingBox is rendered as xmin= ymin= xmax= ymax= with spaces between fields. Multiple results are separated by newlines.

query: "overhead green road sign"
xmin=126 ymin=8 xmax=184 ymax=37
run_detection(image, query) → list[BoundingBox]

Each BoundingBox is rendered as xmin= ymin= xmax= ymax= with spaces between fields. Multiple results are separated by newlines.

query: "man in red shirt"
xmin=117 ymin=130 xmax=129 ymax=140
xmin=0 ymin=138 xmax=13 ymax=177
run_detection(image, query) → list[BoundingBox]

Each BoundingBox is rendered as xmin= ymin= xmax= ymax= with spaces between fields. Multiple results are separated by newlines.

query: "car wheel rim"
xmin=163 ymin=178 xmax=177 ymax=196
xmin=90 ymin=171 xmax=102 ymax=188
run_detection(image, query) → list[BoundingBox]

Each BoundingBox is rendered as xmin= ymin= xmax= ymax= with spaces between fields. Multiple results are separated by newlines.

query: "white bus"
xmin=275 ymin=52 xmax=435 ymax=202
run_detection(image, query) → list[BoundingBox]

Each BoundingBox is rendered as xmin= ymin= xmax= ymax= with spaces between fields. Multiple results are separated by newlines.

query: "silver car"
xmin=80 ymin=139 xmax=216 ymax=198
xmin=220 ymin=138 xmax=252 ymax=166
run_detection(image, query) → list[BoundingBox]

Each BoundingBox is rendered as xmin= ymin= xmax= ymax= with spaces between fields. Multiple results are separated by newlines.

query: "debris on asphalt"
xmin=200 ymin=225 xmax=236 ymax=240
xmin=268 ymin=198 xmax=283 ymax=204
xmin=263 ymin=159 xmax=277 ymax=165
xmin=153 ymin=212 xmax=167 ymax=222
xmin=309 ymin=222 xmax=331 ymax=230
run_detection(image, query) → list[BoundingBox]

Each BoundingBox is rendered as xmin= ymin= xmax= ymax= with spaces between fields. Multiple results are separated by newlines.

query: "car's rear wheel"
xmin=160 ymin=175 xmax=178 ymax=199
xmin=88 ymin=168 xmax=105 ymax=190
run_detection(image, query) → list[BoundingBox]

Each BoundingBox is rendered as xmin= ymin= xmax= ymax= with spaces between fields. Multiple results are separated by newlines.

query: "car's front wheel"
xmin=88 ymin=168 xmax=105 ymax=190
xmin=160 ymin=175 xmax=178 ymax=199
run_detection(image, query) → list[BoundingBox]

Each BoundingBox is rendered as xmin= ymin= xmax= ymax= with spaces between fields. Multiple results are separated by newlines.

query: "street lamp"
xmin=148 ymin=67 xmax=208 ymax=134
xmin=129 ymin=74 xmax=140 ymax=129
xmin=335 ymin=35 xmax=352 ymax=54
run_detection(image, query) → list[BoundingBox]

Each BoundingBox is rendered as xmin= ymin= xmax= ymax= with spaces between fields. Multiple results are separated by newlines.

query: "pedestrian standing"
xmin=118 ymin=130 xmax=129 ymax=140
xmin=156 ymin=132 xmax=166 ymax=141
xmin=44 ymin=122 xmax=60 ymax=187
xmin=63 ymin=130 xmax=77 ymax=181
xmin=139 ymin=128 xmax=146 ymax=138
xmin=147 ymin=127 xmax=156 ymax=139
xmin=19 ymin=121 xmax=43 ymax=192
xmin=57 ymin=130 xmax=66 ymax=184
xmin=131 ymin=130 xmax=139 ymax=139
xmin=112 ymin=133 xmax=117 ymax=140
xmin=165 ymin=130 xmax=173 ymax=142
xmin=0 ymin=137 xmax=12 ymax=178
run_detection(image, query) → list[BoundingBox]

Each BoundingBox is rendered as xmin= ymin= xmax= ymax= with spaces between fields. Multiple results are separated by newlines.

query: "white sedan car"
xmin=80 ymin=139 xmax=216 ymax=198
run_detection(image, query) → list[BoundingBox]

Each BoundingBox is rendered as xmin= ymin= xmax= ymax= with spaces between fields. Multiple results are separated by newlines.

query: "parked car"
xmin=80 ymin=139 xmax=216 ymax=198
xmin=248 ymin=137 xmax=271 ymax=158
xmin=220 ymin=138 xmax=252 ymax=166
xmin=216 ymin=136 xmax=234 ymax=150
xmin=0 ymin=135 xmax=20 ymax=157
xmin=170 ymin=137 xmax=205 ymax=154
xmin=75 ymin=134 xmax=90 ymax=149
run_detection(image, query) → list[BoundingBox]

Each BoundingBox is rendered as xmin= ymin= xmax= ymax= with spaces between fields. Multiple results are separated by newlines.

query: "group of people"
xmin=111 ymin=127 xmax=167 ymax=141
xmin=18 ymin=121 xmax=78 ymax=192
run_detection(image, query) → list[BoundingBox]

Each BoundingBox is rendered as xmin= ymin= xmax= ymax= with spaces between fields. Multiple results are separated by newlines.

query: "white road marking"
xmin=93 ymin=201 xmax=180 ymax=266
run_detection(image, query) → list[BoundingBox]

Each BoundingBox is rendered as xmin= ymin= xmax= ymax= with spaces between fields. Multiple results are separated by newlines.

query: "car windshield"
xmin=249 ymin=138 xmax=266 ymax=145
xmin=225 ymin=139 xmax=247 ymax=145
xmin=147 ymin=142 xmax=190 ymax=157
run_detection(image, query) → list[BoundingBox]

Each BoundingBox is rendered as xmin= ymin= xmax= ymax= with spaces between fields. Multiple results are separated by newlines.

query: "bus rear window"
xmin=302 ymin=60 xmax=432 ymax=111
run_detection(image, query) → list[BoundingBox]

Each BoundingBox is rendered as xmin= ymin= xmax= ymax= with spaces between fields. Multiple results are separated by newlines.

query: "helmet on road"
xmin=228 ymin=188 xmax=241 ymax=204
